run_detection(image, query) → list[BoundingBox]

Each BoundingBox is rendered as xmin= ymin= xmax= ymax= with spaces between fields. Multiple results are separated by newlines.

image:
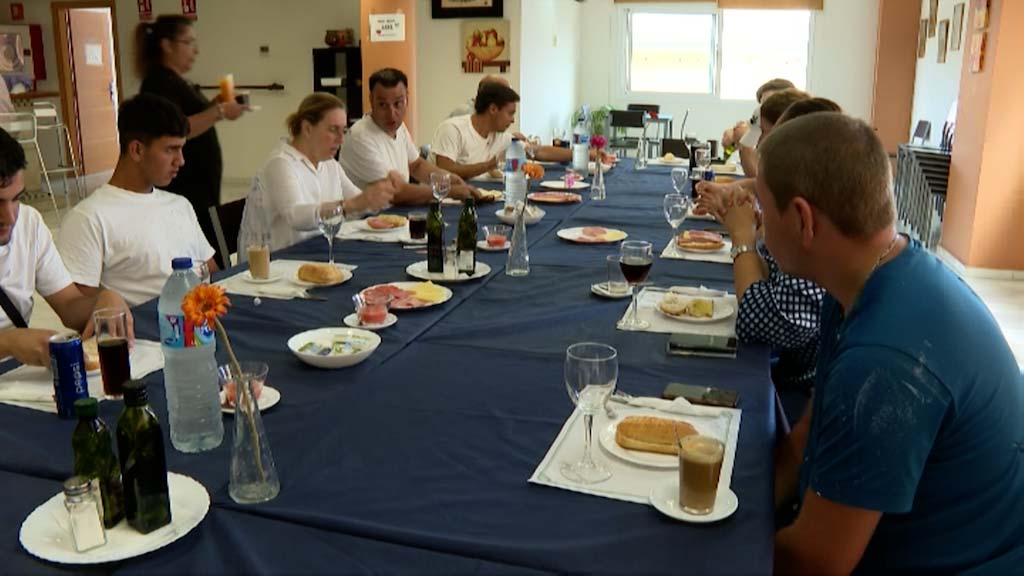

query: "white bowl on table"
xmin=287 ymin=327 xmax=381 ymax=369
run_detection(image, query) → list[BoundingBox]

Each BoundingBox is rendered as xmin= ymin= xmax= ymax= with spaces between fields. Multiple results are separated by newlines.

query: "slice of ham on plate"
xmin=557 ymin=226 xmax=629 ymax=244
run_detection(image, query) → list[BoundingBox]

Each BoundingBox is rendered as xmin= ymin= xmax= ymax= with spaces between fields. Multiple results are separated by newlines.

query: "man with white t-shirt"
xmin=0 ymin=128 xmax=133 ymax=366
xmin=57 ymin=94 xmax=217 ymax=307
xmin=340 ymin=67 xmax=481 ymax=205
xmin=432 ymin=83 xmax=578 ymax=180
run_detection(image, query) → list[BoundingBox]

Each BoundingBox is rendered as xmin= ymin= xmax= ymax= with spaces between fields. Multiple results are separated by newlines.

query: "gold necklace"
xmin=871 ymin=233 xmax=901 ymax=274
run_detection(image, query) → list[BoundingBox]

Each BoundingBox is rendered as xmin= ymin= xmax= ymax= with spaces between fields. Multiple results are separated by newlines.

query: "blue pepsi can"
xmin=703 ymin=169 xmax=716 ymax=182
xmin=49 ymin=332 xmax=89 ymax=419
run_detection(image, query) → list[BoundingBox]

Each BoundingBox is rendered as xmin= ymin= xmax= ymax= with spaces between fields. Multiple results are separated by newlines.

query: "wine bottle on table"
xmin=457 ymin=197 xmax=478 ymax=275
xmin=427 ymin=201 xmax=445 ymax=273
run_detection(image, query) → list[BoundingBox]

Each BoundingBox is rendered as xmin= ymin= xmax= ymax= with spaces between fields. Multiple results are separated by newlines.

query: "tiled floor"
xmin=21 ymin=189 xmax=1024 ymax=368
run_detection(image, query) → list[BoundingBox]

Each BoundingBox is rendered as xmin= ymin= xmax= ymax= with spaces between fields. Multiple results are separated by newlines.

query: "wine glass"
xmin=526 ymin=135 xmax=541 ymax=161
xmin=664 ymin=194 xmax=690 ymax=241
xmin=192 ymin=261 xmax=211 ymax=284
xmin=670 ymin=167 xmax=690 ymax=195
xmin=431 ymin=172 xmax=451 ymax=203
xmin=561 ymin=342 xmax=618 ymax=484
xmin=317 ymin=203 xmax=344 ymax=265
xmin=617 ymin=240 xmax=653 ymax=331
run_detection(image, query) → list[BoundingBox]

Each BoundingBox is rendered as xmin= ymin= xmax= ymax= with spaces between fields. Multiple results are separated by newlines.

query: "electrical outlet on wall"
xmin=260 ymin=45 xmax=270 ymax=56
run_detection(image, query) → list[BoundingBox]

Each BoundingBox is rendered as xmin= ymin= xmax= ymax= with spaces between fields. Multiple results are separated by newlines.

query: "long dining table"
xmin=0 ymin=160 xmax=776 ymax=574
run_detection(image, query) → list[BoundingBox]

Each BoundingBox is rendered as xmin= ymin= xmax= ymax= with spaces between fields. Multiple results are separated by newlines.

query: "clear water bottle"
xmin=572 ymin=118 xmax=590 ymax=178
xmin=157 ymin=257 xmax=223 ymax=453
xmin=504 ymin=138 xmax=527 ymax=207
xmin=506 ymin=201 xmax=529 ymax=277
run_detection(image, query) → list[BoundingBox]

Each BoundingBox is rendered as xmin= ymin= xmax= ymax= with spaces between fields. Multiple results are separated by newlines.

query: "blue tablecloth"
xmin=0 ymin=161 xmax=775 ymax=574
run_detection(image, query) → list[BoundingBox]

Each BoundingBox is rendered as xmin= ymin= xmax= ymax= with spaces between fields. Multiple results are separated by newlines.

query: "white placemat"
xmin=217 ymin=260 xmax=357 ymax=300
xmin=617 ymin=287 xmax=737 ymax=337
xmin=529 ymin=397 xmax=741 ymax=505
xmin=661 ymin=238 xmax=733 ymax=264
xmin=0 ymin=340 xmax=164 ymax=413
xmin=337 ymin=219 xmax=407 ymax=243
xmin=647 ymin=159 xmax=689 ymax=167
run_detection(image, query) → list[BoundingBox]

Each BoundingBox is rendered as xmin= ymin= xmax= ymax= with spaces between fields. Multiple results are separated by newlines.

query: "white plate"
xmin=239 ymin=271 xmax=282 ymax=284
xmin=469 ymin=172 xmax=504 ymax=183
xmin=651 ymin=157 xmax=687 ymax=166
xmin=656 ymin=297 xmax=735 ymax=324
xmin=675 ymin=242 xmax=728 ymax=254
xmin=400 ymin=235 xmax=427 ymax=245
xmin=220 ymin=385 xmax=281 ymax=414
xmin=478 ymin=239 xmax=509 ymax=252
xmin=540 ymin=180 xmax=590 ymax=191
xmin=405 ymin=260 xmax=491 ymax=283
xmin=19 ymin=472 xmax=209 ymax=565
xmin=343 ymin=312 xmax=398 ymax=330
xmin=599 ymin=422 xmax=678 ymax=469
xmin=649 ymin=482 xmax=738 ymax=524
xmin=287 ymin=327 xmax=381 ymax=369
xmin=290 ymin=266 xmax=353 ymax=288
xmin=591 ymin=282 xmax=631 ymax=299
xmin=361 ymin=282 xmax=454 ymax=310
xmin=443 ymin=190 xmax=504 ymax=205
xmin=587 ymin=161 xmax=613 ymax=173
xmin=557 ymin=227 xmax=629 ymax=244
xmin=495 ymin=207 xmax=546 ymax=226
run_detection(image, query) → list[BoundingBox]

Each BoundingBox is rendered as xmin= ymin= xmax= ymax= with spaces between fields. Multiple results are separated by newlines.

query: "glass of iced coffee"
xmin=678 ymin=434 xmax=724 ymax=515
xmin=248 ymin=244 xmax=271 ymax=279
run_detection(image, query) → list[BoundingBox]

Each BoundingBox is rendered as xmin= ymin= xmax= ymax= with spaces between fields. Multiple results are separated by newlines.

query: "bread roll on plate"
xmin=297 ymin=263 xmax=344 ymax=285
xmin=615 ymin=415 xmax=698 ymax=455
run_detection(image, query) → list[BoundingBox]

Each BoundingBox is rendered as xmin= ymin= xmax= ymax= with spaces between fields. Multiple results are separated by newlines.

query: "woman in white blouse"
xmin=250 ymin=93 xmax=399 ymax=251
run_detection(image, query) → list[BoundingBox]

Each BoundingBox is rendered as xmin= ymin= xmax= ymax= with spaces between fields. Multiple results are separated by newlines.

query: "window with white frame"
xmin=623 ymin=7 xmax=812 ymax=99
xmin=628 ymin=12 xmax=716 ymax=94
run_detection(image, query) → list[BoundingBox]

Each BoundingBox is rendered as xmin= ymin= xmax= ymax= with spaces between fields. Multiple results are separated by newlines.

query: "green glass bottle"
xmin=427 ymin=200 xmax=445 ymax=273
xmin=116 ymin=380 xmax=172 ymax=534
xmin=72 ymin=398 xmax=125 ymax=529
xmin=457 ymin=197 xmax=478 ymax=275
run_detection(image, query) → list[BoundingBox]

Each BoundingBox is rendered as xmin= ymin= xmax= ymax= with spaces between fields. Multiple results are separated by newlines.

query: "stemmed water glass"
xmin=192 ymin=261 xmax=211 ymax=284
xmin=617 ymin=240 xmax=653 ymax=331
xmin=431 ymin=172 xmax=451 ymax=203
xmin=670 ymin=166 xmax=690 ymax=198
xmin=317 ymin=203 xmax=344 ymax=265
xmin=561 ymin=342 xmax=618 ymax=484
xmin=694 ymin=146 xmax=712 ymax=174
xmin=664 ymin=193 xmax=690 ymax=242
xmin=525 ymin=135 xmax=541 ymax=161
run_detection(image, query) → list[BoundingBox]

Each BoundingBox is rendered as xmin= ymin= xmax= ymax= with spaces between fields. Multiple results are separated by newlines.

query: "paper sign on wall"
xmin=370 ymin=13 xmax=405 ymax=43
xmin=182 ymin=0 xmax=197 ymax=21
xmin=138 ymin=0 xmax=153 ymax=22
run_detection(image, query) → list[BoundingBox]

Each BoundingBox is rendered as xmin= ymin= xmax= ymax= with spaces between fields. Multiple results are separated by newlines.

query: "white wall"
xmin=576 ymin=0 xmax=880 ymax=141
xmin=910 ymin=0 xmax=964 ymax=143
xmin=414 ymin=0 xmax=521 ymax=147
xmin=518 ymin=0 xmax=580 ymax=141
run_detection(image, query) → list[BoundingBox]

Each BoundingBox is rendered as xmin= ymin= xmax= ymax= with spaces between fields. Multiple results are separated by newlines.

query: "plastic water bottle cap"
xmin=171 ymin=257 xmax=194 ymax=270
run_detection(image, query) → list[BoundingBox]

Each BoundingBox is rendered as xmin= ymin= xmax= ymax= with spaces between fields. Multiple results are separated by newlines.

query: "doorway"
xmin=52 ymin=0 xmax=122 ymax=178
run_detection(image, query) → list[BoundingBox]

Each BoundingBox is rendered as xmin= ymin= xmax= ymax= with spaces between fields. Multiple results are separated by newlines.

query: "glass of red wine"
xmin=92 ymin=308 xmax=131 ymax=397
xmin=617 ymin=240 xmax=653 ymax=331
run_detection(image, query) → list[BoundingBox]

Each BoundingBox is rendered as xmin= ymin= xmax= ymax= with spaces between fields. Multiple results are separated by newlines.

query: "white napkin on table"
xmin=217 ymin=259 xmax=356 ymax=300
xmin=0 ymin=340 xmax=164 ymax=413
xmin=617 ymin=287 xmax=737 ymax=337
xmin=660 ymin=238 xmax=733 ymax=264
xmin=528 ymin=399 xmax=741 ymax=505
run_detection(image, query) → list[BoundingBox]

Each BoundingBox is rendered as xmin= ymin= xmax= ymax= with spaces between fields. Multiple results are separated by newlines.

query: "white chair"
xmin=0 ymin=111 xmax=63 ymax=218
xmin=32 ymin=102 xmax=86 ymax=206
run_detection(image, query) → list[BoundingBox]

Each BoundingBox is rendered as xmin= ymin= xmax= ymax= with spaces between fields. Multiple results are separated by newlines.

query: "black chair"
xmin=609 ymin=110 xmax=646 ymax=157
xmin=627 ymin=103 xmax=660 ymax=115
xmin=660 ymin=138 xmax=689 ymax=159
xmin=208 ymin=198 xmax=247 ymax=270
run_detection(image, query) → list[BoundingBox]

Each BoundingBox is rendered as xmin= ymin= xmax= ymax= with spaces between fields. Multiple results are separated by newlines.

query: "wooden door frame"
xmin=51 ymin=0 xmax=123 ymax=172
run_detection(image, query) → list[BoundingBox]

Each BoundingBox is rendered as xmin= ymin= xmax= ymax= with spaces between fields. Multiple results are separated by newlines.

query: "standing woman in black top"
xmin=135 ymin=15 xmax=247 ymax=266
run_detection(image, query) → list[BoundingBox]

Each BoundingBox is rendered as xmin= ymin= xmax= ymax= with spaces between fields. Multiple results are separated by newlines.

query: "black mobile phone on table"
xmin=663 ymin=383 xmax=740 ymax=408
xmin=666 ymin=332 xmax=738 ymax=359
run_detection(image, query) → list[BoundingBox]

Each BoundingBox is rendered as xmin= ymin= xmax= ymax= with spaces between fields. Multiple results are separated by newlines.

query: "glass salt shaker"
xmin=63 ymin=476 xmax=107 ymax=552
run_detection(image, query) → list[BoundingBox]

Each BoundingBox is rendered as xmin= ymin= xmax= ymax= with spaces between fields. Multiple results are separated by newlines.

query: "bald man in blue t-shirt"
xmin=749 ymin=112 xmax=1024 ymax=574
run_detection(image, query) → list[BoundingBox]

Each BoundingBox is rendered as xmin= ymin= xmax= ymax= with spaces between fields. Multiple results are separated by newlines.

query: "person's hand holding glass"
xmin=561 ymin=342 xmax=618 ymax=484
xmin=317 ymin=202 xmax=344 ymax=265
xmin=617 ymin=240 xmax=653 ymax=331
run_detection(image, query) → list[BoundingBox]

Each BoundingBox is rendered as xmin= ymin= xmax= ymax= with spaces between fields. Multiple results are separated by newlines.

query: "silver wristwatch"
xmin=730 ymin=243 xmax=756 ymax=261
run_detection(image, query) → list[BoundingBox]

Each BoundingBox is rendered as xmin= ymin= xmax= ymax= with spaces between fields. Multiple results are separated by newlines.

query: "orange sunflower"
xmin=182 ymin=283 xmax=231 ymax=327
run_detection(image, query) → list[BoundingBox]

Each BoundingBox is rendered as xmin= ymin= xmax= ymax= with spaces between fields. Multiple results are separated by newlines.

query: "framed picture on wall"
xmin=937 ymin=20 xmax=950 ymax=63
xmin=970 ymin=30 xmax=986 ymax=72
xmin=918 ymin=18 xmax=928 ymax=59
xmin=432 ymin=0 xmax=503 ymax=19
xmin=951 ymin=3 xmax=965 ymax=51
xmin=972 ymin=0 xmax=989 ymax=30
xmin=462 ymin=19 xmax=510 ymax=73
xmin=928 ymin=0 xmax=939 ymax=37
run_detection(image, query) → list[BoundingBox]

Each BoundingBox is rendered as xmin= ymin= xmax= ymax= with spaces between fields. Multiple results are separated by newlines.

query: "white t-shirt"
xmin=0 ymin=205 xmax=72 ymax=330
xmin=431 ymin=114 xmax=513 ymax=167
xmin=252 ymin=139 xmax=363 ymax=251
xmin=56 ymin=184 xmax=215 ymax=307
xmin=339 ymin=115 xmax=419 ymax=189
